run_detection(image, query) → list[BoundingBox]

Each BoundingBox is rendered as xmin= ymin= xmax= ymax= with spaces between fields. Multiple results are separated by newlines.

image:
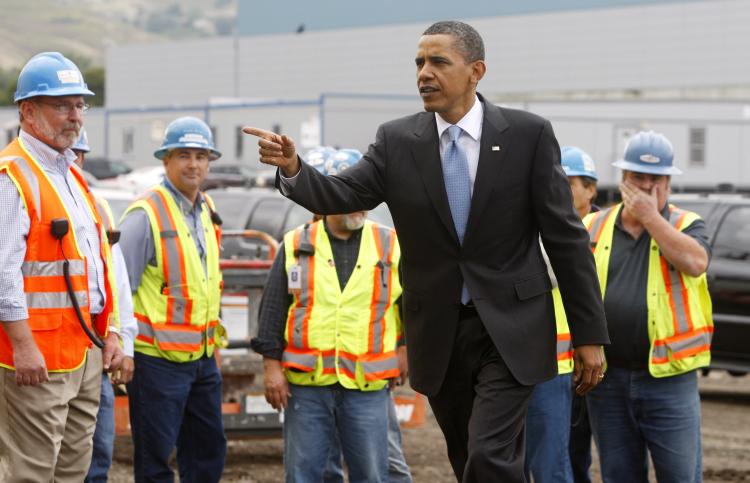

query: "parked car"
xmin=82 ymin=157 xmax=133 ymax=180
xmin=668 ymin=194 xmax=750 ymax=374
xmin=210 ymin=187 xmax=392 ymax=235
xmin=99 ymin=165 xmax=165 ymax=196
xmin=202 ymin=163 xmax=276 ymax=190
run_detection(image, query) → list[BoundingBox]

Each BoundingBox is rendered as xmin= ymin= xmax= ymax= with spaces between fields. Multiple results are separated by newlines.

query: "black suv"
xmin=669 ymin=194 xmax=750 ymax=374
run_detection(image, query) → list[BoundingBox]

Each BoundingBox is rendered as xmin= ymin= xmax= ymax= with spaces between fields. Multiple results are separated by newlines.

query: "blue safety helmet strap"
xmin=72 ymin=128 xmax=90 ymax=153
xmin=304 ymin=146 xmax=362 ymax=176
xmin=561 ymin=146 xmax=598 ymax=181
xmin=154 ymin=117 xmax=221 ymax=161
xmin=14 ymin=52 xmax=94 ymax=103
xmin=612 ymin=131 xmax=682 ymax=176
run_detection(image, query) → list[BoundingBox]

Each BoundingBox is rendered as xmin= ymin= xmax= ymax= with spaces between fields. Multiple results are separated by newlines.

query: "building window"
xmin=123 ymin=128 xmax=134 ymax=155
xmin=689 ymin=127 xmax=706 ymax=167
xmin=235 ymin=125 xmax=243 ymax=159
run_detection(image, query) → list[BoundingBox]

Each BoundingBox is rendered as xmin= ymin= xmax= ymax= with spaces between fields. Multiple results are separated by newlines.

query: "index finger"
xmin=242 ymin=126 xmax=278 ymax=141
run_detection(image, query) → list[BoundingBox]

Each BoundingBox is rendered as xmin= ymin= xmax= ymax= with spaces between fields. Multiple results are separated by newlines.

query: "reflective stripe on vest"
xmin=95 ymin=197 xmax=115 ymax=231
xmin=369 ymin=225 xmax=396 ymax=354
xmin=283 ymin=347 xmax=399 ymax=380
xmin=0 ymin=155 xmax=41 ymax=221
xmin=650 ymin=207 xmax=712 ymax=363
xmin=145 ymin=189 xmax=191 ymax=324
xmin=287 ymin=222 xmax=318 ymax=349
xmin=135 ymin=313 xmax=218 ymax=352
xmin=585 ymin=208 xmax=616 ymax=251
xmin=584 ymin=203 xmax=713 ymax=376
xmin=557 ymin=333 xmax=572 ymax=362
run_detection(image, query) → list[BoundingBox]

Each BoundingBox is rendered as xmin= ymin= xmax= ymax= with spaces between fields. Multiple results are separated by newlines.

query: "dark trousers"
xmin=127 ymin=352 xmax=227 ymax=483
xmin=569 ymin=394 xmax=593 ymax=483
xmin=428 ymin=310 xmax=534 ymax=483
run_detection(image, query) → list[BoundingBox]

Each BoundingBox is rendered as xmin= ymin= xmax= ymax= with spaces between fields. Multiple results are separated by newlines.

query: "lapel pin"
xmin=492 ymin=145 xmax=501 ymax=151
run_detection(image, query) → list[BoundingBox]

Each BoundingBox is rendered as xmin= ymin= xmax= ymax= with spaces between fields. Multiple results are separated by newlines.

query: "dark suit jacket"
xmin=280 ymin=95 xmax=609 ymax=396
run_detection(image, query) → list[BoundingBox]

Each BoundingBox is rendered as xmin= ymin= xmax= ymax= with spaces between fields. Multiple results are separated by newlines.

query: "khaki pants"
xmin=0 ymin=348 xmax=102 ymax=483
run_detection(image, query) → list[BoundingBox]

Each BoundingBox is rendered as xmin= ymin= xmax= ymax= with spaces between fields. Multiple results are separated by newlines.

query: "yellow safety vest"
xmin=282 ymin=219 xmax=403 ymax=391
xmin=125 ymin=185 xmax=223 ymax=362
xmin=583 ymin=203 xmax=713 ymax=377
xmin=551 ymin=289 xmax=574 ymax=374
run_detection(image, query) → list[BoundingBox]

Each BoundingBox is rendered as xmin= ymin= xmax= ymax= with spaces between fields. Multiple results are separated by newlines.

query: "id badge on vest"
xmin=288 ymin=264 xmax=302 ymax=295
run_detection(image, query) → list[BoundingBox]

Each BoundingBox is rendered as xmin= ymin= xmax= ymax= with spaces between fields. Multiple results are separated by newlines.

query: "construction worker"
xmin=525 ymin=146 xmax=600 ymax=483
xmin=584 ymin=131 xmax=712 ymax=483
xmin=252 ymin=147 xmax=404 ymax=483
xmin=71 ymin=128 xmax=138 ymax=482
xmin=0 ymin=52 xmax=125 ymax=482
xmin=562 ymin=147 xmax=600 ymax=483
xmin=119 ymin=116 xmax=226 ymax=482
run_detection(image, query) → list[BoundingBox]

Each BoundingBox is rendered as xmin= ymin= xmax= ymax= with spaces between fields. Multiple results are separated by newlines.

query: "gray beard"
xmin=343 ymin=214 xmax=365 ymax=231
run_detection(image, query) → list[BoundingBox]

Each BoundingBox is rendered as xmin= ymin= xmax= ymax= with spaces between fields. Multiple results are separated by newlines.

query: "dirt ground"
xmin=108 ymin=371 xmax=750 ymax=482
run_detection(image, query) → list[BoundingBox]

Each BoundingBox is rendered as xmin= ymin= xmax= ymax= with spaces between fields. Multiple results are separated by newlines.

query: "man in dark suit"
xmin=245 ymin=20 xmax=609 ymax=483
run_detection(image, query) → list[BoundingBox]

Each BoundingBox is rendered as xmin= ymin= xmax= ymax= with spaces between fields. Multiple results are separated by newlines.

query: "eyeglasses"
xmin=35 ymin=100 xmax=90 ymax=114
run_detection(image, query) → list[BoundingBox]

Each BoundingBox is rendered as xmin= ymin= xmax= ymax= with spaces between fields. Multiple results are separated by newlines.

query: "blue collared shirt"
xmin=0 ymin=130 xmax=106 ymax=321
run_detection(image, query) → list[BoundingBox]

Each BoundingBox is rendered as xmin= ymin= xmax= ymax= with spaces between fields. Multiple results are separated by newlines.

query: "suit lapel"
xmin=464 ymin=99 xmax=512 ymax=243
xmin=410 ymin=113 xmax=459 ymax=243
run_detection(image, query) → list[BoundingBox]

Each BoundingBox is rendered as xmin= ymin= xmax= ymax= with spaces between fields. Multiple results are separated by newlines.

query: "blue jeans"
xmin=587 ymin=368 xmax=702 ymax=483
xmin=285 ymin=383 xmax=389 ymax=483
xmin=85 ymin=373 xmax=115 ymax=483
xmin=127 ymin=353 xmax=226 ymax=483
xmin=525 ymin=373 xmax=574 ymax=483
xmin=323 ymin=392 xmax=412 ymax=483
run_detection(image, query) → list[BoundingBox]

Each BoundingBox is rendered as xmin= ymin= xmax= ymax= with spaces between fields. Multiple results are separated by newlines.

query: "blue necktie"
xmin=442 ymin=125 xmax=472 ymax=304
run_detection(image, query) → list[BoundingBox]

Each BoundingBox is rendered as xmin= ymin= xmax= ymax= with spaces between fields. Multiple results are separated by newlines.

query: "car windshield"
xmin=670 ymin=200 xmax=715 ymax=220
xmin=211 ymin=165 xmax=237 ymax=174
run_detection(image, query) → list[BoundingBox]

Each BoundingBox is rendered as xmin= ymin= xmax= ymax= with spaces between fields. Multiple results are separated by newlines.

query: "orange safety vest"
xmin=0 ymin=138 xmax=116 ymax=372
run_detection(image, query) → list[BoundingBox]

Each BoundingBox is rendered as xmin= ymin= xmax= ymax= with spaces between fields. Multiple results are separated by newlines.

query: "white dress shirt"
xmin=110 ymin=227 xmax=138 ymax=357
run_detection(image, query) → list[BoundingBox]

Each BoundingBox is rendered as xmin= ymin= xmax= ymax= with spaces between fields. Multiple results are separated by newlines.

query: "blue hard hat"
xmin=304 ymin=146 xmax=362 ymax=176
xmin=72 ymin=128 xmax=90 ymax=153
xmin=561 ymin=146 xmax=597 ymax=181
xmin=14 ymin=52 xmax=94 ymax=103
xmin=154 ymin=117 xmax=221 ymax=161
xmin=612 ymin=131 xmax=681 ymax=176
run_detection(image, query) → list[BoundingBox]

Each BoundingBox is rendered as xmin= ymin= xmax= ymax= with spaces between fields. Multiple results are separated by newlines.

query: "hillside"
xmin=0 ymin=0 xmax=236 ymax=69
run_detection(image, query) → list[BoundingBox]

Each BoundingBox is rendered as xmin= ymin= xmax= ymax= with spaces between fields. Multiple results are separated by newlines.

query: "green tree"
xmin=83 ymin=67 xmax=105 ymax=106
xmin=0 ymin=68 xmax=20 ymax=106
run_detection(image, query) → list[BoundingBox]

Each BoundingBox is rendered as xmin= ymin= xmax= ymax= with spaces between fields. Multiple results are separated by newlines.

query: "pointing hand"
xmin=242 ymin=127 xmax=300 ymax=177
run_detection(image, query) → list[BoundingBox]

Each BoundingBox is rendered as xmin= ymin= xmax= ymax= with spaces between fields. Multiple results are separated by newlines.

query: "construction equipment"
xmin=216 ymin=229 xmax=283 ymax=437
